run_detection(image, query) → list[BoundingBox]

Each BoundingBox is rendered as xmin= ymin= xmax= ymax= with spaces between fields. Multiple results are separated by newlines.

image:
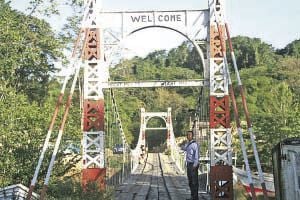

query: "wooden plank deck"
xmin=114 ymin=153 xmax=211 ymax=200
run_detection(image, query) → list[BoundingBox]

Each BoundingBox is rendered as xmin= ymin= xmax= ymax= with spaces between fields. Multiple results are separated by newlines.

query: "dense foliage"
xmin=0 ymin=1 xmax=81 ymax=192
xmin=0 ymin=0 xmax=62 ymax=104
xmin=109 ymin=47 xmax=203 ymax=147
xmin=229 ymin=38 xmax=300 ymax=170
xmin=230 ymin=36 xmax=278 ymax=69
xmin=109 ymin=37 xmax=300 ymax=171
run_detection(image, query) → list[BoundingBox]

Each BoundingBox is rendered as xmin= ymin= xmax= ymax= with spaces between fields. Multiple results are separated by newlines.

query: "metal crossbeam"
xmin=144 ymin=112 xmax=168 ymax=117
xmin=101 ymin=79 xmax=207 ymax=88
xmin=145 ymin=127 xmax=168 ymax=130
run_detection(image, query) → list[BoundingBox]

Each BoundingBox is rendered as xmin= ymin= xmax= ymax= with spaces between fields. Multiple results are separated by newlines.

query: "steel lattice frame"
xmin=143 ymin=109 xmax=170 ymax=146
xmin=79 ymin=0 xmax=233 ymax=196
xmin=133 ymin=108 xmax=172 ymax=165
xmin=82 ymin=0 xmax=107 ymax=189
xmin=209 ymin=0 xmax=233 ymax=199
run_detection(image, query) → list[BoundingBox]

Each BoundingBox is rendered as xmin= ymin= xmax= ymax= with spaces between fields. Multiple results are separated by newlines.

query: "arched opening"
xmin=145 ymin=116 xmax=167 ymax=152
xmin=107 ymin=25 xmax=207 ymax=79
xmin=106 ymin=25 xmax=207 ymax=148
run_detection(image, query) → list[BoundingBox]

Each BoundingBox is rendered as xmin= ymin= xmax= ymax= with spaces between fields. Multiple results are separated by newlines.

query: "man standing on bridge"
xmin=184 ymin=130 xmax=199 ymax=200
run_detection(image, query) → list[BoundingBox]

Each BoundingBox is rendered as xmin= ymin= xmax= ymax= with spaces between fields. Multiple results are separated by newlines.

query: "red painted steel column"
xmin=82 ymin=26 xmax=106 ymax=190
xmin=209 ymin=0 xmax=233 ymax=199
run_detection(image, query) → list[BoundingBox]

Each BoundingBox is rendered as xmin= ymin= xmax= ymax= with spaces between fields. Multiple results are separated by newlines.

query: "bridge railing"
xmin=106 ymin=150 xmax=132 ymax=186
xmin=130 ymin=147 xmax=141 ymax=173
xmin=169 ymin=144 xmax=186 ymax=173
xmin=106 ymin=89 xmax=133 ymax=187
xmin=168 ymin=118 xmax=186 ymax=173
xmin=130 ymin=127 xmax=148 ymax=173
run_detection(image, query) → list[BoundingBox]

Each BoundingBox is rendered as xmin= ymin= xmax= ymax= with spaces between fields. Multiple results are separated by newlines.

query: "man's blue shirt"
xmin=183 ymin=140 xmax=199 ymax=167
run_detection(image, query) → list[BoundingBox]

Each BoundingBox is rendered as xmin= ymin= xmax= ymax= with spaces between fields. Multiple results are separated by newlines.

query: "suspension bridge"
xmin=1 ymin=0 xmax=282 ymax=200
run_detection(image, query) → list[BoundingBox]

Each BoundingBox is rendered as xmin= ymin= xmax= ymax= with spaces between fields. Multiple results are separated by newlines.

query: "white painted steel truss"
xmin=210 ymin=128 xmax=232 ymax=165
xmin=82 ymin=131 xmax=105 ymax=168
xmin=209 ymin=58 xmax=228 ymax=96
xmin=102 ymin=79 xmax=207 ymax=89
xmin=84 ymin=61 xmax=109 ymax=100
xmin=96 ymin=10 xmax=209 ymax=60
xmin=82 ymin=0 xmax=107 ymax=172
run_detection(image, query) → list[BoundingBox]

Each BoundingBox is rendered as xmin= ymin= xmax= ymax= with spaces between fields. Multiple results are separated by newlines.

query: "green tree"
xmin=270 ymin=56 xmax=300 ymax=99
xmin=0 ymin=87 xmax=48 ymax=186
xmin=144 ymin=50 xmax=168 ymax=68
xmin=185 ymin=45 xmax=204 ymax=74
xmin=230 ymin=36 xmax=277 ymax=69
xmin=0 ymin=1 xmax=81 ymax=189
xmin=166 ymin=42 xmax=190 ymax=68
xmin=235 ymin=66 xmax=300 ymax=170
xmin=277 ymin=39 xmax=300 ymax=57
xmin=0 ymin=1 xmax=62 ymax=103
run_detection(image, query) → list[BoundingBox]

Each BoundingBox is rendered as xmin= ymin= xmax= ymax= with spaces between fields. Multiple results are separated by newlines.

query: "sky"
xmin=10 ymin=0 xmax=300 ymax=58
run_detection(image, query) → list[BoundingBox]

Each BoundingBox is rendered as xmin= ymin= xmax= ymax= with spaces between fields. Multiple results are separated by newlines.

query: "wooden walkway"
xmin=114 ymin=153 xmax=211 ymax=200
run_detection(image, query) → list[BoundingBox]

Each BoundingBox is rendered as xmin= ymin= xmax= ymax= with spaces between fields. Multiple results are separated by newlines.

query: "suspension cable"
xmin=39 ymin=23 xmax=89 ymax=200
xmin=225 ymin=23 xmax=269 ymax=200
xmin=106 ymin=88 xmax=115 ymax=185
xmin=26 ymin=28 xmax=85 ymax=200
xmin=27 ymin=2 xmax=94 ymax=198
xmin=26 ymin=73 xmax=70 ymax=200
xmin=215 ymin=22 xmax=257 ymax=199
xmin=39 ymin=62 xmax=81 ymax=200
xmin=108 ymin=88 xmax=132 ymax=185
xmin=110 ymin=88 xmax=129 ymax=148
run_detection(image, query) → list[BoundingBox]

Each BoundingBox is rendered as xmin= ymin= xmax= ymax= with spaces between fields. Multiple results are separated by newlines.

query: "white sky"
xmin=10 ymin=0 xmax=300 ymax=58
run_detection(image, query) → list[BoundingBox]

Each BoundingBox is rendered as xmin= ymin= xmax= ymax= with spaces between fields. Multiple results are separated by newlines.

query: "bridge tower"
xmin=81 ymin=0 xmax=108 ymax=189
xmin=140 ymin=108 xmax=172 ymax=148
xmin=208 ymin=0 xmax=233 ymax=199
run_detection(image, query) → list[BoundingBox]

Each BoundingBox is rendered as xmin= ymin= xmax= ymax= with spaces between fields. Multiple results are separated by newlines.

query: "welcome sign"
xmin=99 ymin=9 xmax=209 ymax=40
xmin=128 ymin=12 xmax=185 ymax=24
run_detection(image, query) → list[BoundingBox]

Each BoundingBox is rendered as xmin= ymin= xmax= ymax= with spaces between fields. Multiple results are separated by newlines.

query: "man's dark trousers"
xmin=187 ymin=162 xmax=199 ymax=200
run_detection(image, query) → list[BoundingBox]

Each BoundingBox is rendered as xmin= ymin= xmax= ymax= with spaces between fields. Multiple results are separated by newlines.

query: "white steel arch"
xmin=96 ymin=9 xmax=209 ymax=79
xmin=131 ymin=107 xmax=184 ymax=173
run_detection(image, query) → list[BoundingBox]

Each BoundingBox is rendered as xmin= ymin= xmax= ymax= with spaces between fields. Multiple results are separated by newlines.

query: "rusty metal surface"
xmin=83 ymin=100 xmax=105 ymax=131
xmin=210 ymin=166 xmax=233 ymax=200
xmin=84 ymin=28 xmax=100 ymax=60
xmin=82 ymin=168 xmax=106 ymax=191
xmin=210 ymin=25 xmax=225 ymax=59
xmin=209 ymin=96 xmax=230 ymax=129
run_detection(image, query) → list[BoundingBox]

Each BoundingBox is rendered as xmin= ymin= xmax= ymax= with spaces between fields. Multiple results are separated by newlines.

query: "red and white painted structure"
xmin=79 ymin=0 xmax=211 ymax=190
xmin=25 ymin=0 xmax=269 ymax=199
xmin=81 ymin=0 xmax=107 ymax=190
xmin=208 ymin=0 xmax=233 ymax=199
